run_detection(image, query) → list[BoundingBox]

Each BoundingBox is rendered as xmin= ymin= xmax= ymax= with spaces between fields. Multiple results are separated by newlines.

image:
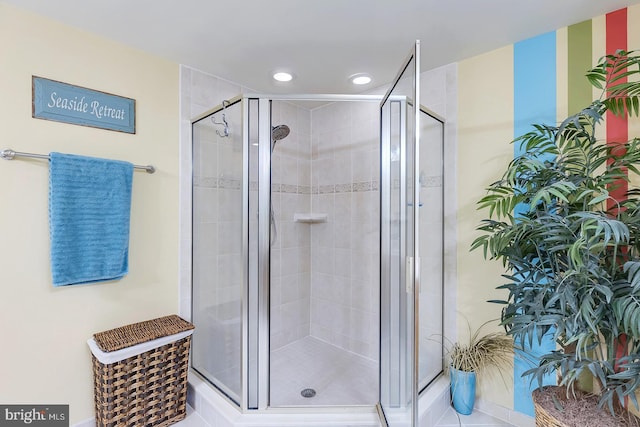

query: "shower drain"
xmin=300 ymin=388 xmax=316 ymax=398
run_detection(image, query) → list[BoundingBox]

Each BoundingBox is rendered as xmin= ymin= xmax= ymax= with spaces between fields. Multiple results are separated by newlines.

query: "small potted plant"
xmin=446 ymin=320 xmax=513 ymax=415
xmin=472 ymin=50 xmax=640 ymax=425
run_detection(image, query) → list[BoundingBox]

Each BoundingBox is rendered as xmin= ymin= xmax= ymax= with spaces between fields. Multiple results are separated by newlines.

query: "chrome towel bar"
xmin=0 ymin=149 xmax=155 ymax=174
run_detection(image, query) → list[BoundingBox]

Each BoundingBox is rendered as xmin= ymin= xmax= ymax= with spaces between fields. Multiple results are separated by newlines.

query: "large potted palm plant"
xmin=472 ymin=50 xmax=640 ymax=426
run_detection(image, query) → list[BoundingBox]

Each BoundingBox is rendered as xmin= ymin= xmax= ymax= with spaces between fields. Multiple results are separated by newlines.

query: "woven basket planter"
xmin=88 ymin=315 xmax=195 ymax=427
xmin=532 ymin=389 xmax=570 ymax=427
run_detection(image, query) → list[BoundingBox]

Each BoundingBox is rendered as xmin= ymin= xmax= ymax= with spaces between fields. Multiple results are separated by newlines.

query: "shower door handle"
xmin=406 ymin=256 xmax=421 ymax=294
xmin=415 ymin=256 xmax=421 ymax=294
xmin=406 ymin=256 xmax=413 ymax=294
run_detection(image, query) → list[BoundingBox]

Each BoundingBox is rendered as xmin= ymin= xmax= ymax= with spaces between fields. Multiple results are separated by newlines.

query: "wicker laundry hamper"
xmin=88 ymin=315 xmax=195 ymax=427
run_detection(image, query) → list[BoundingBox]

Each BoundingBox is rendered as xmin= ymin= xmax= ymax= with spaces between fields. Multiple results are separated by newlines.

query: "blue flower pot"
xmin=449 ymin=366 xmax=476 ymax=415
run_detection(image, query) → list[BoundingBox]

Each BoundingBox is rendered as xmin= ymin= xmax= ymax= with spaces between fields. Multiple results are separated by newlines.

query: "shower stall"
xmin=189 ymin=43 xmax=446 ymax=426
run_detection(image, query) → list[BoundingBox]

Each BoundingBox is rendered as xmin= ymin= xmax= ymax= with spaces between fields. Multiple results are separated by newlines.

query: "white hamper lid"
xmin=88 ymin=329 xmax=193 ymax=364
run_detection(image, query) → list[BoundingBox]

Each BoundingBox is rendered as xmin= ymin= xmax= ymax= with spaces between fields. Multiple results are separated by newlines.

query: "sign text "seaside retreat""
xmin=47 ymin=93 xmax=127 ymax=120
xmin=33 ymin=76 xmax=136 ymax=134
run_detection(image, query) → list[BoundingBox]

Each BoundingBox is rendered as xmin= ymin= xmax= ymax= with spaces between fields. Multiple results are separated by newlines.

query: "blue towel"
xmin=49 ymin=152 xmax=134 ymax=287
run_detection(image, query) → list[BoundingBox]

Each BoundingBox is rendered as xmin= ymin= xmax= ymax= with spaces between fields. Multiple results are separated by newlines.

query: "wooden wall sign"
xmin=32 ymin=76 xmax=136 ymax=134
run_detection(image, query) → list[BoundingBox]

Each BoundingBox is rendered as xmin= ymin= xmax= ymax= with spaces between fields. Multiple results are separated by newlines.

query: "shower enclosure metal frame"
xmin=252 ymin=94 xmax=386 ymax=411
xmin=378 ymin=40 xmax=422 ymax=427
xmin=192 ymin=93 xmax=386 ymax=413
xmin=190 ymin=41 xmax=442 ymax=426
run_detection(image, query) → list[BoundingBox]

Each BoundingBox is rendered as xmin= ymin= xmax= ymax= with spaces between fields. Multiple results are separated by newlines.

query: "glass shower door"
xmin=191 ymin=97 xmax=245 ymax=405
xmin=379 ymin=41 xmax=420 ymax=427
xmin=418 ymin=107 xmax=445 ymax=391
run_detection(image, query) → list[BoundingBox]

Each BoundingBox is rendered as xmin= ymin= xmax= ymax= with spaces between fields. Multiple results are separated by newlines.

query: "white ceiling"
xmin=4 ymin=0 xmax=640 ymax=94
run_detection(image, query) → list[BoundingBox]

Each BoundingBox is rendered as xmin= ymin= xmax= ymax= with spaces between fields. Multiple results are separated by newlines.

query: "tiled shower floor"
xmin=270 ymin=336 xmax=379 ymax=407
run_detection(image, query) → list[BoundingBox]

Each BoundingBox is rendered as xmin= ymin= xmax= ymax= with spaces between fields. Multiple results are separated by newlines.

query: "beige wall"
xmin=457 ymin=45 xmax=515 ymax=409
xmin=0 ymin=4 xmax=179 ymax=424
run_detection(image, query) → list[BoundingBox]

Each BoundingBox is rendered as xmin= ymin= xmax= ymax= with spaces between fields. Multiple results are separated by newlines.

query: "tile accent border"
xmin=193 ymin=178 xmax=381 ymax=194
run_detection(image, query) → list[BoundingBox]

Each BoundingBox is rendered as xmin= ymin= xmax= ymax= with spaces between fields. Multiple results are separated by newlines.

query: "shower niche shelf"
xmin=293 ymin=213 xmax=327 ymax=223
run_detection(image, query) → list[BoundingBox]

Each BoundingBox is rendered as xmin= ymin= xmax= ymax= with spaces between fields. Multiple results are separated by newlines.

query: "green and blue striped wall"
xmin=458 ymin=6 xmax=639 ymax=417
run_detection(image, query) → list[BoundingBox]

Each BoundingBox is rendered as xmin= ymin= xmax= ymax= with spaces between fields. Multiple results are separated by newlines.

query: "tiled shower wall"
xmin=184 ymin=69 xmax=251 ymax=398
xmin=258 ymin=98 xmax=381 ymax=358
xmin=192 ymin=108 xmax=245 ymax=307
xmin=179 ymin=66 xmax=250 ymax=320
xmin=309 ymin=101 xmax=380 ymax=361
xmin=269 ymin=101 xmax=313 ymax=350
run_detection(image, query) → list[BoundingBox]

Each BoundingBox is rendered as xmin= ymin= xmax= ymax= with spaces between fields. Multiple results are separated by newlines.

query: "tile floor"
xmin=175 ymin=405 xmax=516 ymax=427
xmin=174 ymin=407 xmax=209 ymax=427
xmin=434 ymin=407 xmax=515 ymax=426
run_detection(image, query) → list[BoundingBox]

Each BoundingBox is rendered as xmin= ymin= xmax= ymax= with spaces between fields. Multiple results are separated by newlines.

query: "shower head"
xmin=272 ymin=124 xmax=290 ymax=142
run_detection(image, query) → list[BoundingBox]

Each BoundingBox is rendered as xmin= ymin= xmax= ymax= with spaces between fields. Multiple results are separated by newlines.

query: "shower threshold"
xmin=188 ymin=371 xmax=381 ymax=426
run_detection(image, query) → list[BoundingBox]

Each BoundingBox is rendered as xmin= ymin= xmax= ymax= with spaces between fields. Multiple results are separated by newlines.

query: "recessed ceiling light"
xmin=350 ymin=74 xmax=372 ymax=85
xmin=273 ymin=72 xmax=293 ymax=82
